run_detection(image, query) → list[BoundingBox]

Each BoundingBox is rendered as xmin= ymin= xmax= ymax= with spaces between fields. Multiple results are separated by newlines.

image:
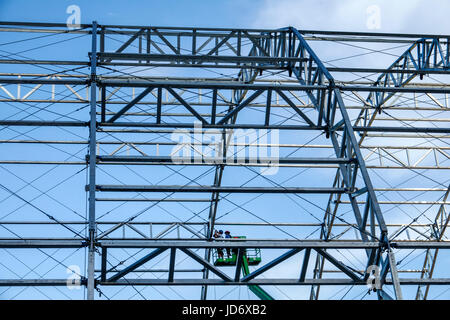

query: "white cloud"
xmin=252 ymin=0 xmax=450 ymax=34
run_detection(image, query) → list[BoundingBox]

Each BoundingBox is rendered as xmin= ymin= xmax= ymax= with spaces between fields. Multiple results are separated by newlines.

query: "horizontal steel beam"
xmin=98 ymin=240 xmax=450 ymax=249
xmin=2 ymin=72 xmax=449 ymax=88
xmin=100 ymin=79 xmax=450 ymax=94
xmin=98 ymin=278 xmax=450 ymax=286
xmin=0 ymin=240 xmax=85 ymax=248
xmin=100 ymin=123 xmax=450 ymax=134
xmin=1 ymin=21 xmax=449 ymax=39
xmin=93 ymin=185 xmax=350 ymax=194
xmin=0 ymin=221 xmax=434 ymax=227
xmin=1 ymin=120 xmax=449 ymax=135
xmin=2 ymin=278 xmax=449 ymax=287
xmin=95 ymin=197 xmax=212 ymax=202
xmin=1 ymin=161 xmax=449 ymax=169
xmin=0 ymin=239 xmax=449 ymax=249
xmin=98 ymin=52 xmax=306 ymax=64
xmin=0 ymin=279 xmax=82 ymax=286
xmin=2 ymin=77 xmax=450 ymax=94
xmin=96 ymin=155 xmax=354 ymax=165
xmin=0 ymin=120 xmax=88 ymax=127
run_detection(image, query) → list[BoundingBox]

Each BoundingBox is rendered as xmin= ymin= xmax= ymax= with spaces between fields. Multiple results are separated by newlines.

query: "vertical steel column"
xmin=87 ymin=21 xmax=98 ymax=300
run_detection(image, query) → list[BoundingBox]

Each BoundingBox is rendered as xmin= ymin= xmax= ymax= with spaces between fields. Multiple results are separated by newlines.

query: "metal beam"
xmin=98 ymin=278 xmax=450 ymax=286
xmin=94 ymin=185 xmax=350 ymax=194
xmin=96 ymin=155 xmax=353 ymax=165
xmin=87 ymin=20 xmax=98 ymax=300
xmin=97 ymin=240 xmax=450 ymax=249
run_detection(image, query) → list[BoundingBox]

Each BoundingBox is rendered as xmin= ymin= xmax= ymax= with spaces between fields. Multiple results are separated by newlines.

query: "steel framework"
xmin=0 ymin=21 xmax=449 ymax=300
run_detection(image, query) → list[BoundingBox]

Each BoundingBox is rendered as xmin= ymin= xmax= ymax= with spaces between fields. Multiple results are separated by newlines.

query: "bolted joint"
xmin=85 ymin=154 xmax=99 ymax=163
xmin=376 ymin=106 xmax=383 ymax=114
xmin=344 ymin=187 xmax=358 ymax=194
xmin=320 ymin=222 xmax=328 ymax=236
xmin=79 ymin=276 xmax=88 ymax=286
xmin=88 ymin=74 xmax=98 ymax=84
xmin=324 ymin=126 xmax=330 ymax=139
xmin=379 ymin=232 xmax=391 ymax=251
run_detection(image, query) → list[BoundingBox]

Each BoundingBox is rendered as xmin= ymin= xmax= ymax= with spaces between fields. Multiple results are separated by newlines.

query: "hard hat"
xmin=219 ymin=230 xmax=223 ymax=233
xmin=225 ymin=231 xmax=230 ymax=234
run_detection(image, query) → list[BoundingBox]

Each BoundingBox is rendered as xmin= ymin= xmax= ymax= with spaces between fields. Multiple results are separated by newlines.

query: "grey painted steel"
xmin=94 ymin=185 xmax=349 ymax=194
xmin=3 ymin=278 xmax=450 ymax=286
xmin=1 ymin=239 xmax=450 ymax=249
xmin=97 ymin=240 xmax=450 ymax=249
xmin=97 ymin=278 xmax=450 ymax=286
xmin=87 ymin=21 xmax=98 ymax=301
xmin=96 ymin=155 xmax=354 ymax=164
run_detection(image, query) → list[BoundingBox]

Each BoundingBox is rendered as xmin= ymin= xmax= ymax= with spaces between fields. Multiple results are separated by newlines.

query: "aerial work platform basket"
xmin=212 ymin=236 xmax=262 ymax=266
xmin=212 ymin=235 xmax=273 ymax=300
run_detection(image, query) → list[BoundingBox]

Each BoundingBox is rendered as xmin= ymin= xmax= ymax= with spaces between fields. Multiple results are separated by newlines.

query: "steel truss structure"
xmin=0 ymin=21 xmax=449 ymax=300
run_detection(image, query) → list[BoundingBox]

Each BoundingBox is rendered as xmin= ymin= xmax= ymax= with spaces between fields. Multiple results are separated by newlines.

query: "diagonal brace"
xmin=315 ymin=248 xmax=361 ymax=281
xmin=167 ymin=87 xmax=208 ymax=124
xmin=241 ymin=248 xmax=302 ymax=282
xmin=276 ymin=89 xmax=315 ymax=126
xmin=107 ymin=247 xmax=166 ymax=282
xmin=181 ymin=248 xmax=232 ymax=282
xmin=107 ymin=87 xmax=153 ymax=123
xmin=217 ymin=89 xmax=264 ymax=125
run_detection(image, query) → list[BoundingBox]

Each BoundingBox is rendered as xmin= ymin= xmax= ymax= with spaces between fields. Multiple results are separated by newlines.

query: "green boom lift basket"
xmin=213 ymin=236 xmax=262 ymax=266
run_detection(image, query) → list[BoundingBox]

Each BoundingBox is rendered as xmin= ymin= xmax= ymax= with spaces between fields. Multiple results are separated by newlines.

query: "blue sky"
xmin=0 ymin=0 xmax=255 ymax=28
xmin=1 ymin=0 xmax=449 ymax=33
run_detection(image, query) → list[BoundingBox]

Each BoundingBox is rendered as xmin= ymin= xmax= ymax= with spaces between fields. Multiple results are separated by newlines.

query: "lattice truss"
xmin=0 ymin=21 xmax=449 ymax=300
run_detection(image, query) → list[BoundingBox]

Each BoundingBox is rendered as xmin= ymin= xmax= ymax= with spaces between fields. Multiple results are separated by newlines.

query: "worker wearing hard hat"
xmin=224 ymin=231 xmax=232 ymax=257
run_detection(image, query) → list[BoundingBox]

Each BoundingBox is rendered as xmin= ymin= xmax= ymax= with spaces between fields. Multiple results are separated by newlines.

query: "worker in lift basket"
xmin=224 ymin=231 xmax=232 ymax=257
xmin=214 ymin=230 xmax=224 ymax=259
